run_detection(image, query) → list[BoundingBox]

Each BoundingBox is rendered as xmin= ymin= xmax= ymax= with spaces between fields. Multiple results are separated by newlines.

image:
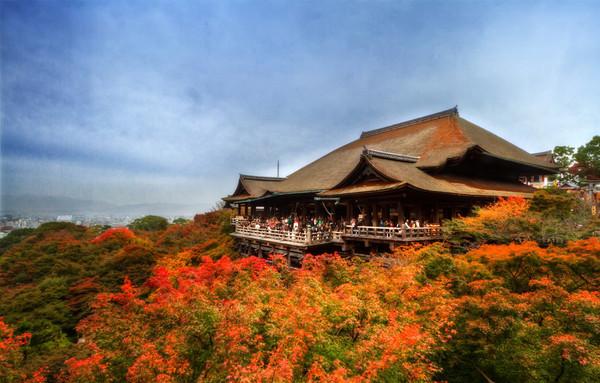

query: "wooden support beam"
xmin=397 ymin=201 xmax=405 ymax=223
xmin=372 ymin=204 xmax=377 ymax=224
xmin=302 ymin=202 xmax=307 ymax=225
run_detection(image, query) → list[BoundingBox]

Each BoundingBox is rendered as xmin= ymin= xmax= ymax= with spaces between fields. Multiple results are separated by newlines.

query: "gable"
xmin=351 ymin=165 xmax=390 ymax=185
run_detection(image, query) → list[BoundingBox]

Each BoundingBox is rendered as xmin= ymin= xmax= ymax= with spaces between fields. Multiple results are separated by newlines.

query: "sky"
xmin=1 ymin=0 xmax=599 ymax=214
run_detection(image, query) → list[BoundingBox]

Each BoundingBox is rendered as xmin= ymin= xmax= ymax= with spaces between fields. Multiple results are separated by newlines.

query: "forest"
xmin=1 ymin=188 xmax=599 ymax=382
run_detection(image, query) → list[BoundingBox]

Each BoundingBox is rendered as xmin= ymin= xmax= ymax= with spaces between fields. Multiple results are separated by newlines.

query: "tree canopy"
xmin=552 ymin=135 xmax=600 ymax=185
xmin=572 ymin=135 xmax=600 ymax=182
xmin=127 ymin=215 xmax=169 ymax=231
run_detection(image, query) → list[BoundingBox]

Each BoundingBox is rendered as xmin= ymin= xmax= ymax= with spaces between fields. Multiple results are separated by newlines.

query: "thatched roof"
xmin=223 ymin=108 xmax=559 ymax=202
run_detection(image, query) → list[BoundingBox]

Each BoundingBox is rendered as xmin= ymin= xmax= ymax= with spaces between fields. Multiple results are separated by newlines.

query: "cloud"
xmin=2 ymin=0 xmax=599 ymax=212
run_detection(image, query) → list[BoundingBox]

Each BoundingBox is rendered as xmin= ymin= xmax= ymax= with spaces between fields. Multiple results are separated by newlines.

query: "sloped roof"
xmin=531 ymin=150 xmax=555 ymax=164
xmin=223 ymin=108 xmax=559 ymax=202
xmin=318 ymin=156 xmax=537 ymax=198
xmin=223 ymin=175 xmax=284 ymax=202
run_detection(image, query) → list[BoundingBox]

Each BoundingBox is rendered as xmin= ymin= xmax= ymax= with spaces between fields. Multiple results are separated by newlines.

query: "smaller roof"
xmin=531 ymin=150 xmax=555 ymax=164
xmin=223 ymin=174 xmax=285 ymax=202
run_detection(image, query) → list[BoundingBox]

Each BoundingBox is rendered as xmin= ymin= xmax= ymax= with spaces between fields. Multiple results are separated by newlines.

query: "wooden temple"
xmin=223 ymin=107 xmax=559 ymax=265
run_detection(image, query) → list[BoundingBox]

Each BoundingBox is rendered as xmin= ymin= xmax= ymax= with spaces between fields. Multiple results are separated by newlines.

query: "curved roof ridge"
xmin=240 ymin=174 xmax=286 ymax=181
xmin=362 ymin=146 xmax=420 ymax=163
xmin=360 ymin=106 xmax=459 ymax=138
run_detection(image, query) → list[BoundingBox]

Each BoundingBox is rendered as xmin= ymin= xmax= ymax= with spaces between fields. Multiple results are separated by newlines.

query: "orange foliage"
xmin=0 ymin=317 xmax=47 ymax=382
xmin=91 ymin=227 xmax=136 ymax=244
xmin=60 ymin=254 xmax=453 ymax=382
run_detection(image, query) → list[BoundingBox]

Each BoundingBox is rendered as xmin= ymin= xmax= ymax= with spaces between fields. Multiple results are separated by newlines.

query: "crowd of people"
xmin=235 ymin=216 xmax=344 ymax=236
xmin=234 ymin=215 xmax=437 ymax=235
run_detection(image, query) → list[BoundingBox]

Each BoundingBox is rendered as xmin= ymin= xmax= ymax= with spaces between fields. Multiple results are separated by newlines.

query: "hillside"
xmin=1 ymin=193 xmax=600 ymax=382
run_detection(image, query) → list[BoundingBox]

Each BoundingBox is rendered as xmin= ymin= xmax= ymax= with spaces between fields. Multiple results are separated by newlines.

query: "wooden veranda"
xmin=230 ymin=219 xmax=443 ymax=267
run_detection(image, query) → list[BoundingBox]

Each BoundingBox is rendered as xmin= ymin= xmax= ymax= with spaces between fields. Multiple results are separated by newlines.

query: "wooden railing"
xmin=231 ymin=217 xmax=249 ymax=225
xmin=231 ymin=221 xmax=442 ymax=245
xmin=342 ymin=225 xmax=443 ymax=241
xmin=232 ymin=224 xmax=341 ymax=245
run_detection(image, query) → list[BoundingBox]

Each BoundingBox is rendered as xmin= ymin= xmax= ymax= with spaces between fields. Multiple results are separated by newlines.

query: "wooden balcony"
xmin=342 ymin=225 xmax=443 ymax=242
xmin=231 ymin=224 xmax=342 ymax=247
xmin=230 ymin=220 xmax=442 ymax=247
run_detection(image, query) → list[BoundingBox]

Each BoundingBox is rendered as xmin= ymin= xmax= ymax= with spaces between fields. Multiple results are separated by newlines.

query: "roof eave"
xmin=230 ymin=190 xmax=324 ymax=204
xmin=480 ymin=152 xmax=561 ymax=174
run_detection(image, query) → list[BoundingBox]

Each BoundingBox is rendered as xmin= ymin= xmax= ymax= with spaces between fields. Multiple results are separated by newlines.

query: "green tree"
xmin=552 ymin=137 xmax=600 ymax=186
xmin=0 ymin=228 xmax=37 ymax=254
xmin=572 ymin=135 xmax=600 ymax=182
xmin=127 ymin=215 xmax=169 ymax=231
xmin=172 ymin=218 xmax=190 ymax=225
xmin=550 ymin=145 xmax=576 ymax=184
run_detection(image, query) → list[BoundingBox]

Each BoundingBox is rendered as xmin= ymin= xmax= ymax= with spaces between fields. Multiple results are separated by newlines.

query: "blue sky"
xmin=2 ymin=0 xmax=599 ymax=212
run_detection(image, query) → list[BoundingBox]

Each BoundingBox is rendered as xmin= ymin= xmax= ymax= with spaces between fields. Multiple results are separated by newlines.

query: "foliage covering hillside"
xmin=0 ymin=210 xmax=234 ymax=381
xmin=1 ymin=192 xmax=599 ymax=382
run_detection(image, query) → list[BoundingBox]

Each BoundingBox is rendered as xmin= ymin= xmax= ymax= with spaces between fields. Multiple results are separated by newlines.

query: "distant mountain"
xmin=117 ymin=202 xmax=210 ymax=217
xmin=1 ymin=195 xmax=209 ymax=218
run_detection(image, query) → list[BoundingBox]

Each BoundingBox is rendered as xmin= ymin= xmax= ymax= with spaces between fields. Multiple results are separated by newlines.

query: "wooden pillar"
xmin=325 ymin=202 xmax=333 ymax=220
xmin=347 ymin=202 xmax=354 ymax=221
xmin=397 ymin=201 xmax=404 ymax=224
xmin=251 ymin=205 xmax=256 ymax=218
xmin=302 ymin=202 xmax=307 ymax=224
xmin=372 ymin=203 xmax=378 ymax=226
xmin=434 ymin=202 xmax=440 ymax=225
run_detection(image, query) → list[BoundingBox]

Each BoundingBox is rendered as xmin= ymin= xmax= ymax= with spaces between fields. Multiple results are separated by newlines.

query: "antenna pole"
xmin=277 ymin=160 xmax=279 ymax=177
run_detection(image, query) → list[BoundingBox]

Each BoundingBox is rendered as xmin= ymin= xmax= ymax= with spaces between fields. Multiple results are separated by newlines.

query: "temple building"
xmin=223 ymin=107 xmax=560 ymax=264
xmin=520 ymin=150 xmax=557 ymax=188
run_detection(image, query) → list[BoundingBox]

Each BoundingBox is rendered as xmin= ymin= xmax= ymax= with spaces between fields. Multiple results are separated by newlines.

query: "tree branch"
xmin=469 ymin=361 xmax=496 ymax=383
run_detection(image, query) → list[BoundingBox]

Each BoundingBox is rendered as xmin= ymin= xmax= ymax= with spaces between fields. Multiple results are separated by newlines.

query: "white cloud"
xmin=2 ymin=0 xmax=599 ymax=211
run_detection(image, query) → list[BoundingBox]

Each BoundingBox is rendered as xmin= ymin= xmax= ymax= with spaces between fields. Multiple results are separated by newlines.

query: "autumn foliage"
xmin=444 ymin=190 xmax=599 ymax=250
xmin=0 ymin=317 xmax=47 ymax=382
xmin=58 ymin=254 xmax=452 ymax=382
xmin=1 ymin=202 xmax=599 ymax=382
xmin=0 ymin=211 xmax=234 ymax=381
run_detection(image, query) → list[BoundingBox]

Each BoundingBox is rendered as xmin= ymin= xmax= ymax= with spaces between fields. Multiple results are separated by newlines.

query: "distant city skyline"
xmin=2 ymin=0 xmax=599 ymax=213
